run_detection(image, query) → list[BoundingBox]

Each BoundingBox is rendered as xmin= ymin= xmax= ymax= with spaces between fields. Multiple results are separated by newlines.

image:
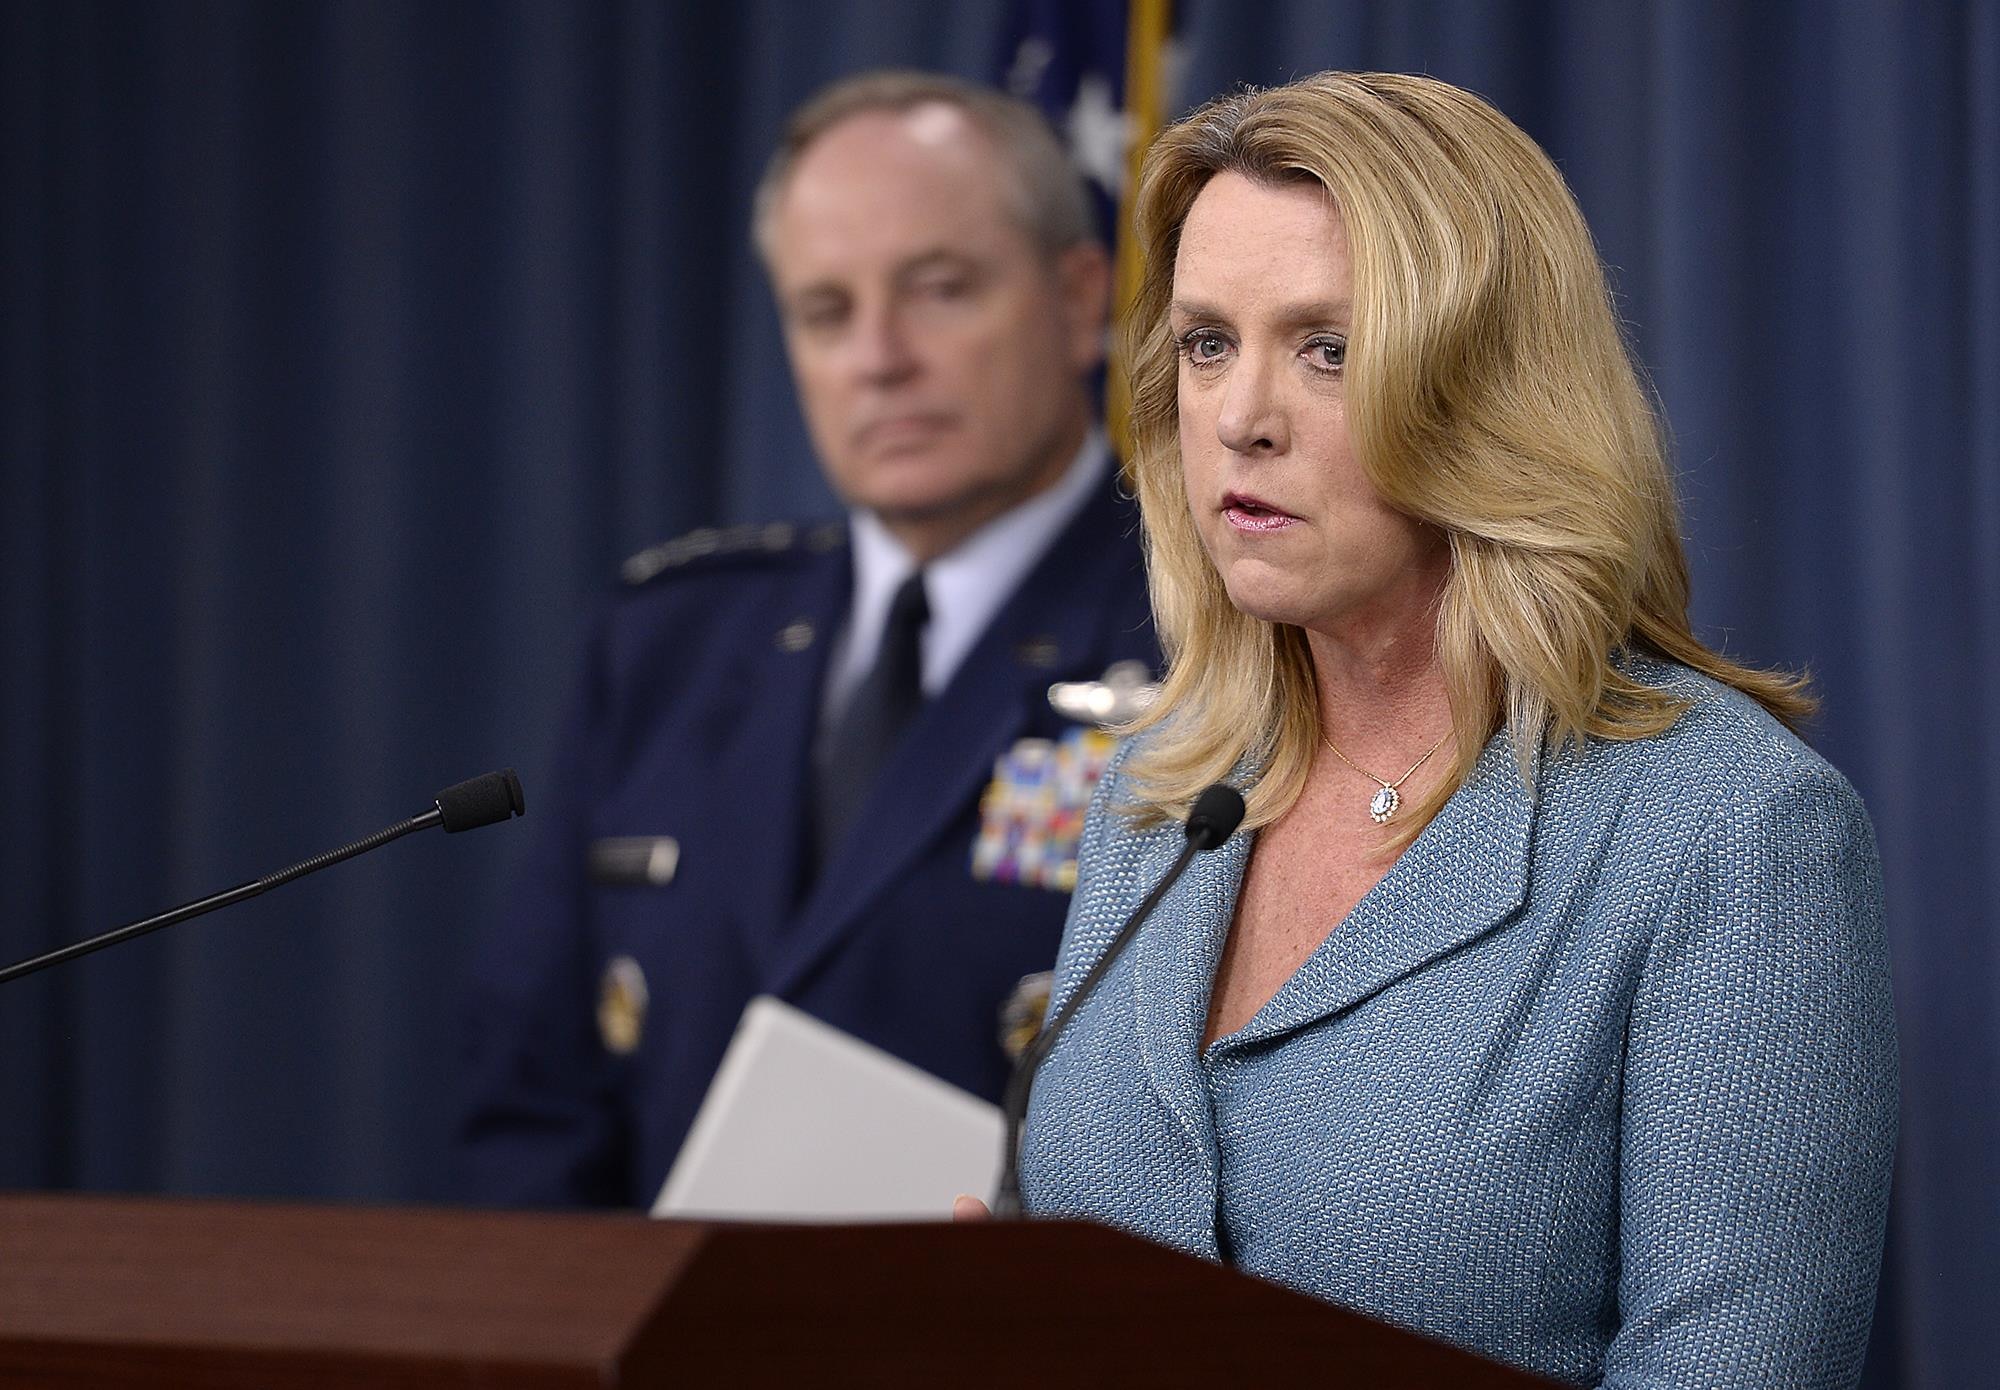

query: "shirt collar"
xmin=832 ymin=432 xmax=1109 ymax=714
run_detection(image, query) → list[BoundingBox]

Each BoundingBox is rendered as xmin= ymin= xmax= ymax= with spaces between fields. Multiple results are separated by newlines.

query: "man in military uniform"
xmin=456 ymin=71 xmax=1158 ymax=1207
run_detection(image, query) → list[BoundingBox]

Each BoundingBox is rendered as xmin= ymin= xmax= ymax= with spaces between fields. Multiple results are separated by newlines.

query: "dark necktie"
xmin=812 ymin=569 xmax=930 ymax=872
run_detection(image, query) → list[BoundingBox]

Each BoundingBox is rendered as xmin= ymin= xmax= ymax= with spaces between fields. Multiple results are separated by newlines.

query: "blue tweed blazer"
xmin=1021 ymin=661 xmax=1897 ymax=1388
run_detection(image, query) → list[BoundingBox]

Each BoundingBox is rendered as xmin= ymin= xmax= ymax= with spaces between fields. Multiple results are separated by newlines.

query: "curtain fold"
xmin=3 ymin=4 xmax=1990 ymax=1384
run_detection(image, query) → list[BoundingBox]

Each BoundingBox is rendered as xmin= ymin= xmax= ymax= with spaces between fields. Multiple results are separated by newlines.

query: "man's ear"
xmin=1054 ymin=241 xmax=1114 ymax=373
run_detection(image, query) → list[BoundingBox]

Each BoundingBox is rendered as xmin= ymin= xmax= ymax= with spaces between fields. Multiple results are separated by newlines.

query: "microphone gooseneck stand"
xmin=991 ymin=782 xmax=1246 ymax=1218
xmin=0 ymin=770 xmax=526 ymax=986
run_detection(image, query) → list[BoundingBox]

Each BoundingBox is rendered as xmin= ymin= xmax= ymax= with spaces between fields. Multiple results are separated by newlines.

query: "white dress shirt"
xmin=820 ymin=433 xmax=1109 ymax=734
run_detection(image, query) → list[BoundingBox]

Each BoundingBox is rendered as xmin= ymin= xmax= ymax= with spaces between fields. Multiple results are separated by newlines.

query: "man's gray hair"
xmin=751 ymin=70 xmax=1098 ymax=263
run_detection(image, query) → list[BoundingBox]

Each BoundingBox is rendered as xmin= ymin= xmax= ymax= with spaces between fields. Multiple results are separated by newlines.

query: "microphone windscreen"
xmin=1185 ymin=783 xmax=1246 ymax=850
xmin=437 ymin=769 xmax=527 ymax=833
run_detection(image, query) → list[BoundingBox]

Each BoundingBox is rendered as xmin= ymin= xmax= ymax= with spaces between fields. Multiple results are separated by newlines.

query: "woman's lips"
xmin=1222 ymin=495 xmax=1300 ymax=532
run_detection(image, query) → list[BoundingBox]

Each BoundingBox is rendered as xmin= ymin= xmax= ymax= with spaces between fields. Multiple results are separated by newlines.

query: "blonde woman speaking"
xmin=1009 ymin=73 xmax=1895 ymax=1390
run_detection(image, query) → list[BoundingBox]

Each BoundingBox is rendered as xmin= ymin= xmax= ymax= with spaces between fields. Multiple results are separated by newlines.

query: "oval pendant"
xmin=1369 ymin=785 xmax=1399 ymax=824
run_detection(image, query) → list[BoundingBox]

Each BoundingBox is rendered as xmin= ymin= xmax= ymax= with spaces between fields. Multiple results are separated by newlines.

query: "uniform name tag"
xmin=588 ymin=836 xmax=681 ymax=887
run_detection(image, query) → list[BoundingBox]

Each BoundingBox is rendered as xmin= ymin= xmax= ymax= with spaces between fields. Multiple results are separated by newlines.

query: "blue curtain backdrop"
xmin=1 ymin=3 xmax=1991 ymax=1386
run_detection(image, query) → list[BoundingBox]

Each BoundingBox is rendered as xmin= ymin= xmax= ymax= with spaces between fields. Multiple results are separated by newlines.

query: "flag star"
xmin=1066 ymin=74 xmax=1132 ymax=198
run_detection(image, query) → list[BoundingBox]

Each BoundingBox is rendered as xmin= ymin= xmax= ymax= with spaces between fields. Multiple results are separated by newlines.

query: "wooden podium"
xmin=0 ymin=1194 xmax=1560 ymax=1387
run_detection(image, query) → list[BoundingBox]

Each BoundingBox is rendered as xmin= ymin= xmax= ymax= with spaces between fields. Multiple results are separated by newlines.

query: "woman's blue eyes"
xmin=1180 ymin=329 xmax=1229 ymax=364
xmin=1306 ymin=336 xmax=1346 ymax=370
xmin=1176 ymin=329 xmax=1346 ymax=373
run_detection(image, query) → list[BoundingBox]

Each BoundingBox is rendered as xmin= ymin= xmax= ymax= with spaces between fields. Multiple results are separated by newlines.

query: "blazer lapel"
xmin=780 ymin=631 xmax=1039 ymax=963
xmin=1130 ymin=820 xmax=1253 ymax=1168
xmin=766 ymin=481 xmax=1142 ymax=997
xmin=1221 ymin=732 xmax=1538 ymax=1053
xmin=1029 ymin=808 xmax=1248 ymax=1253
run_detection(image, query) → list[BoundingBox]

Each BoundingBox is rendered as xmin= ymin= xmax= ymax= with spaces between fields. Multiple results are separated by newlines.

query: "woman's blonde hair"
xmin=1120 ymin=72 xmax=1811 ymax=838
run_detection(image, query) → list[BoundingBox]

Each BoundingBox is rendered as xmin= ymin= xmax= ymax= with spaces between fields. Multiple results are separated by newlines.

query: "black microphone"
xmin=991 ymin=782 xmax=1246 ymax=1218
xmin=436 ymin=769 xmax=528 ymax=833
xmin=0 ymin=770 xmax=527 ymax=986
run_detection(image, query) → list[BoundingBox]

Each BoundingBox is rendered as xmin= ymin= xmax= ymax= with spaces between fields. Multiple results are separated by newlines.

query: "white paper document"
xmin=651 ymin=994 xmax=1005 ymax=1221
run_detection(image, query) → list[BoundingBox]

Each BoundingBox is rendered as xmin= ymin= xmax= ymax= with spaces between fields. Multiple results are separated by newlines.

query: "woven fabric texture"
xmin=1022 ymin=659 xmax=1897 ymax=1388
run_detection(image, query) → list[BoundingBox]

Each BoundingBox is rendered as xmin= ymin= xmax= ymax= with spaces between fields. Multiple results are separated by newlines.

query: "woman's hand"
xmin=952 ymin=1193 xmax=992 ymax=1221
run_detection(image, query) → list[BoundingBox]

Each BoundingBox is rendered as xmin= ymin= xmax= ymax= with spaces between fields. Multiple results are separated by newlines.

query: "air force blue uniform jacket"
xmin=457 ymin=477 xmax=1158 ymax=1207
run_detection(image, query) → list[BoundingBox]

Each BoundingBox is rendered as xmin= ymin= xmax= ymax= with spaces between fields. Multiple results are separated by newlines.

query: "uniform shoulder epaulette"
xmin=619 ymin=520 xmax=847 ymax=587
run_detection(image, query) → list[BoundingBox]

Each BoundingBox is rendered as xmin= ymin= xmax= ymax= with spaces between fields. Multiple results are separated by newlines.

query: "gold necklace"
xmin=1320 ymin=729 xmax=1450 ymax=824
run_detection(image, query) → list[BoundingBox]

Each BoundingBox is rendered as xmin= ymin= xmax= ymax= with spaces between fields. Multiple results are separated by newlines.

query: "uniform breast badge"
xmin=597 ymin=954 xmax=649 ymax=1056
xmin=998 ymin=970 xmax=1054 ymax=1061
xmin=970 ymin=661 xmax=1158 ymax=892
